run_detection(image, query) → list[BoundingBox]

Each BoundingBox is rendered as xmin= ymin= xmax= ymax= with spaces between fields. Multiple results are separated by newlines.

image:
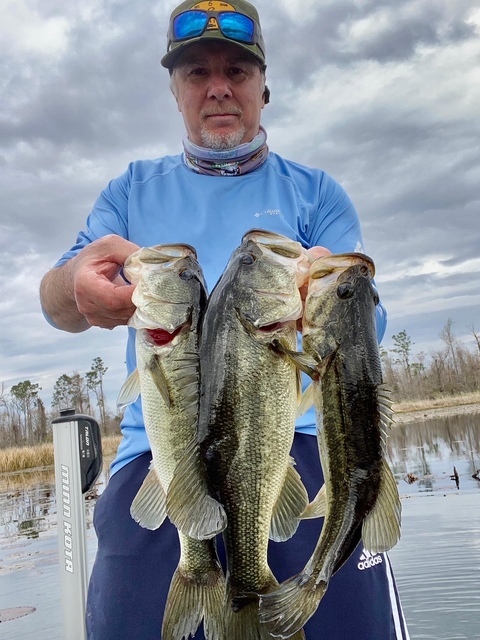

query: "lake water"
xmin=1 ymin=412 xmax=479 ymax=639
xmin=387 ymin=413 xmax=480 ymax=640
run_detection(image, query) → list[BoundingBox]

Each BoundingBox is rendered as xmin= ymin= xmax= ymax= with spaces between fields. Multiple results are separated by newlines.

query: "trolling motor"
xmin=52 ymin=409 xmax=102 ymax=640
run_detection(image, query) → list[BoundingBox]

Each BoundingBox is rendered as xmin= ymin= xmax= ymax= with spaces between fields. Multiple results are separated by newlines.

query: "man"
xmin=40 ymin=1 xmax=409 ymax=638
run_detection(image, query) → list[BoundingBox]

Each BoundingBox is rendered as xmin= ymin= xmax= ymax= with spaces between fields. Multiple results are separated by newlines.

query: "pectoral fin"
xmin=148 ymin=354 xmax=172 ymax=407
xmin=271 ymin=339 xmax=319 ymax=378
xmin=117 ymin=369 xmax=141 ymax=409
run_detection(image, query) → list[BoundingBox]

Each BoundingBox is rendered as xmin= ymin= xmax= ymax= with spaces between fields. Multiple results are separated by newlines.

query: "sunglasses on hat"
xmin=169 ymin=9 xmax=257 ymax=46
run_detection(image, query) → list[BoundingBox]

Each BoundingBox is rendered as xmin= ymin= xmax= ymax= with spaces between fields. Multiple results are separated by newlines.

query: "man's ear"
xmin=263 ymin=85 xmax=270 ymax=105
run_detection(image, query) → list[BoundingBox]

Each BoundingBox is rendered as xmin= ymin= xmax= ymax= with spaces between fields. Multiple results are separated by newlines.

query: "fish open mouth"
xmin=236 ymin=309 xmax=292 ymax=336
xmin=146 ymin=323 xmax=189 ymax=346
xmin=258 ymin=321 xmax=284 ymax=333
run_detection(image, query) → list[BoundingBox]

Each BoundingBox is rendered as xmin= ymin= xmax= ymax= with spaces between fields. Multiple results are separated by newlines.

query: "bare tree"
xmin=469 ymin=324 xmax=480 ymax=356
xmin=440 ymin=318 xmax=460 ymax=378
xmin=429 ymin=349 xmax=448 ymax=393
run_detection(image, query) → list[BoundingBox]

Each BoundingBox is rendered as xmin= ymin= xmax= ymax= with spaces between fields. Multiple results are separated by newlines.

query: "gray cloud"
xmin=264 ymin=0 xmax=476 ymax=88
xmin=1 ymin=0 xmax=479 ymax=409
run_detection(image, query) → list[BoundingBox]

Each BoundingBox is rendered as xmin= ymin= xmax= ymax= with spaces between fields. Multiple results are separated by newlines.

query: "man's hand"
xmin=40 ymin=235 xmax=140 ymax=333
xmin=297 ymin=245 xmax=332 ymax=331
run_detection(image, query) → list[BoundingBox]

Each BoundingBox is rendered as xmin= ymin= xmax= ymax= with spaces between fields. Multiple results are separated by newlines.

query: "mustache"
xmin=200 ymin=106 xmax=242 ymax=118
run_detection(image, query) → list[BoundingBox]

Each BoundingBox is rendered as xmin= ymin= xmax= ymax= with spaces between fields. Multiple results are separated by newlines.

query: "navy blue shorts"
xmin=86 ymin=433 xmax=409 ymax=639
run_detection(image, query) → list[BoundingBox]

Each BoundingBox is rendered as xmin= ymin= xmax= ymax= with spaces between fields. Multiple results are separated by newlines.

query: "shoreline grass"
xmin=0 ymin=435 xmax=122 ymax=474
xmin=393 ymin=391 xmax=480 ymax=414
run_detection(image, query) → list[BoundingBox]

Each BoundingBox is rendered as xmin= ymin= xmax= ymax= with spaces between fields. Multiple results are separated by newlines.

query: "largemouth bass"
xmin=117 ymin=244 xmax=225 ymax=640
xmin=176 ymin=229 xmax=310 ymax=640
xmin=259 ymin=253 xmax=401 ymax=639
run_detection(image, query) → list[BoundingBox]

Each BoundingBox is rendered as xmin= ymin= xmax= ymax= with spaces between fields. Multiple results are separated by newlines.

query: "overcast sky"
xmin=1 ymin=0 xmax=479 ymax=411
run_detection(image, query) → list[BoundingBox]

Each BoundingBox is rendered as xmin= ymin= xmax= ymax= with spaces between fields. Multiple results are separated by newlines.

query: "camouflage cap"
xmin=161 ymin=0 xmax=266 ymax=69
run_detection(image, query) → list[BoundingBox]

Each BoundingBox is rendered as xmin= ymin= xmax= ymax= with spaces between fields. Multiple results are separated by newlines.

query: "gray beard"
xmin=200 ymin=125 xmax=246 ymax=150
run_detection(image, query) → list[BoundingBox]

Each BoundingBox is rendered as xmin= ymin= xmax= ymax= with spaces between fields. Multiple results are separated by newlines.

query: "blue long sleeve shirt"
xmin=49 ymin=151 xmax=387 ymax=474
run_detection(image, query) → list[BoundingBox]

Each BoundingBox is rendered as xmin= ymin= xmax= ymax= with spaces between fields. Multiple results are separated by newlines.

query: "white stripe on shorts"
xmin=384 ymin=553 xmax=410 ymax=640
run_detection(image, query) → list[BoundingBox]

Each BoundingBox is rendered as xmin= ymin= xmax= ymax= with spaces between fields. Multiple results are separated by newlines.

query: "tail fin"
xmin=225 ymin=600 xmax=305 ymax=640
xmin=224 ymin=578 xmax=306 ymax=640
xmin=259 ymin=574 xmax=326 ymax=639
xmin=162 ymin=555 xmax=225 ymax=640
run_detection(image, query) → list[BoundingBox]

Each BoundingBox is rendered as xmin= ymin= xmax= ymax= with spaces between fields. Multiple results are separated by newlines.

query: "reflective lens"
xmin=172 ymin=10 xmax=255 ymax=45
xmin=218 ymin=13 xmax=255 ymax=42
xmin=173 ymin=11 xmax=209 ymax=39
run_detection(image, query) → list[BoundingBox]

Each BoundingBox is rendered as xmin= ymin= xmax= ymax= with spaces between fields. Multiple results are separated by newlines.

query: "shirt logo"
xmin=357 ymin=548 xmax=383 ymax=571
xmin=254 ymin=208 xmax=282 ymax=218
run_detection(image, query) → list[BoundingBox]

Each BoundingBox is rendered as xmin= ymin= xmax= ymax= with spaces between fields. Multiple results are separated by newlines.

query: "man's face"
xmin=171 ymin=41 xmax=266 ymax=149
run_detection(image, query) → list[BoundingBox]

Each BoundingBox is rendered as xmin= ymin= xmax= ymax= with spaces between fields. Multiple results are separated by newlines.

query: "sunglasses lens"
xmin=173 ymin=11 xmax=209 ymax=39
xmin=218 ymin=12 xmax=255 ymax=43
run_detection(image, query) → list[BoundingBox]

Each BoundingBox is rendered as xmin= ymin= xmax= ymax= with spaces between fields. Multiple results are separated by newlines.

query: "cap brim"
xmin=161 ymin=32 xmax=265 ymax=69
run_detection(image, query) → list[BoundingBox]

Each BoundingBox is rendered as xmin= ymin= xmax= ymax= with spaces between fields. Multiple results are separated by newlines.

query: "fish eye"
xmin=241 ymin=253 xmax=256 ymax=265
xmin=337 ymin=283 xmax=354 ymax=299
xmin=360 ymin=265 xmax=370 ymax=276
xmin=180 ymin=269 xmax=195 ymax=281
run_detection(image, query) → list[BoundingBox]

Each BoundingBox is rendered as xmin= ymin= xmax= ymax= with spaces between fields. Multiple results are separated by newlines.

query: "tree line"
xmin=1 ymin=319 xmax=479 ymax=448
xmin=0 ymin=357 xmax=120 ymax=448
xmin=381 ymin=319 xmax=480 ymax=401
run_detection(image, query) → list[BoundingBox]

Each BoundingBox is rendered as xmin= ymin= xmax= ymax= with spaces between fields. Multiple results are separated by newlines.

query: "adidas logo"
xmin=357 ymin=548 xmax=383 ymax=571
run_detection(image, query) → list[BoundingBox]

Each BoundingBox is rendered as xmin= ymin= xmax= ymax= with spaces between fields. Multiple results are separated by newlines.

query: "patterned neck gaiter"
xmin=183 ymin=126 xmax=269 ymax=176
